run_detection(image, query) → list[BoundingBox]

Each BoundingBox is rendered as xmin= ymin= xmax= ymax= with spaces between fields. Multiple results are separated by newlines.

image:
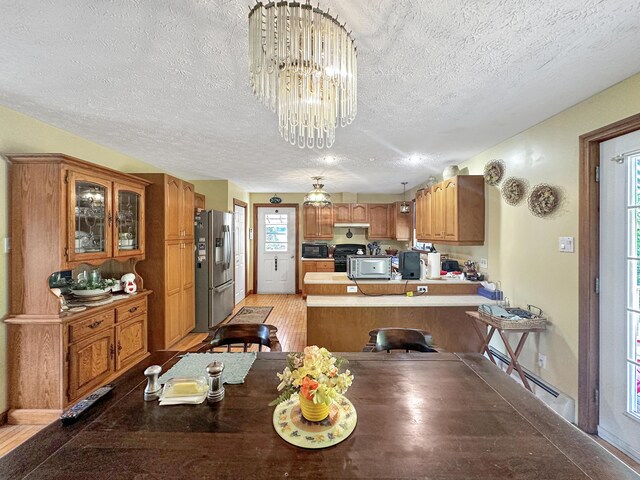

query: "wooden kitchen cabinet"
xmin=367 ymin=204 xmax=393 ymax=239
xmin=416 ymin=175 xmax=485 ymax=245
xmin=334 ymin=203 xmax=368 ymax=223
xmin=68 ymin=327 xmax=115 ymax=401
xmin=390 ymin=201 xmax=413 ymax=241
xmin=303 ymin=204 xmax=334 ymax=239
xmin=5 ymin=153 xmax=151 ymax=424
xmin=135 ymin=173 xmax=196 ymax=351
xmin=115 ymin=314 xmax=148 ymax=371
xmin=301 ymin=259 xmax=334 ymax=298
xmin=194 ymin=192 xmax=206 ymax=210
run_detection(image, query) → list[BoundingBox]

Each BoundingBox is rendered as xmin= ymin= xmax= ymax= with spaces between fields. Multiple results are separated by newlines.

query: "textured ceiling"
xmin=1 ymin=1 xmax=640 ymax=193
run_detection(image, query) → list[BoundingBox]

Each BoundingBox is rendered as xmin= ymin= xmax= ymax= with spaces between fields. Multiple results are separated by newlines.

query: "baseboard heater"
xmin=488 ymin=347 xmax=559 ymax=398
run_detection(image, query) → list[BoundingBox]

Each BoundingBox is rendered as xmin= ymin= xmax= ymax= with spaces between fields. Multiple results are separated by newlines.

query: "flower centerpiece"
xmin=270 ymin=346 xmax=354 ymax=422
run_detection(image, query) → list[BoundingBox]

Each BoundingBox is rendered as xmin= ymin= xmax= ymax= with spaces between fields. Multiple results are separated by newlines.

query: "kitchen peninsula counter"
xmin=306 ymin=282 xmax=489 ymax=352
xmin=303 ymin=272 xmax=480 ymax=296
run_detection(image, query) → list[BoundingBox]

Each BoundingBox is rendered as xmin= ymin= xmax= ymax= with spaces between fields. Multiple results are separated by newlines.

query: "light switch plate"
xmin=3 ymin=237 xmax=10 ymax=253
xmin=346 ymin=286 xmax=358 ymax=293
xmin=479 ymin=258 xmax=488 ymax=269
xmin=559 ymin=236 xmax=574 ymax=253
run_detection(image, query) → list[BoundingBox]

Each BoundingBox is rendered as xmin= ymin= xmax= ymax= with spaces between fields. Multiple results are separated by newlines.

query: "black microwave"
xmin=302 ymin=243 xmax=329 ymax=258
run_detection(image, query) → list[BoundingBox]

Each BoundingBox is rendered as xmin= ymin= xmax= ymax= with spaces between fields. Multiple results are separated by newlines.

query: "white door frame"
xmin=233 ymin=198 xmax=247 ymax=304
xmin=253 ymin=203 xmax=299 ymax=295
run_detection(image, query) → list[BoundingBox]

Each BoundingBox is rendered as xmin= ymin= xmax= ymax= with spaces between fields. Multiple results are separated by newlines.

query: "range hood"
xmin=334 ymin=222 xmax=370 ymax=228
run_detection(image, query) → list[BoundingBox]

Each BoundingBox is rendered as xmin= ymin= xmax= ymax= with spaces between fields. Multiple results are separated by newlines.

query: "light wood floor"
xmin=0 ymin=293 xmax=307 ymax=459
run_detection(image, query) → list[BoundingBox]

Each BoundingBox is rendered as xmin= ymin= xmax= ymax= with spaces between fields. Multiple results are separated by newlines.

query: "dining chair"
xmin=365 ymin=328 xmax=437 ymax=353
xmin=209 ymin=323 xmax=281 ymax=352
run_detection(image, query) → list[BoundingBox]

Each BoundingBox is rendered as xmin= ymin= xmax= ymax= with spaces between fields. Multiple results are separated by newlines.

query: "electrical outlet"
xmin=417 ymin=286 xmax=428 ymax=293
xmin=346 ymin=286 xmax=358 ymax=293
xmin=479 ymin=258 xmax=488 ymax=269
xmin=537 ymin=353 xmax=547 ymax=369
xmin=3 ymin=237 xmax=10 ymax=253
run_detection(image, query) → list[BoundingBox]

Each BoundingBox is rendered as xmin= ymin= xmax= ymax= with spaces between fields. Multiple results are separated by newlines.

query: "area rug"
xmin=226 ymin=306 xmax=273 ymax=325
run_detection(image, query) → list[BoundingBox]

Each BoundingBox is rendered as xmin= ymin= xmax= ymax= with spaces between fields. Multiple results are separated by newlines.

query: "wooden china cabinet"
xmin=4 ymin=153 xmax=151 ymax=424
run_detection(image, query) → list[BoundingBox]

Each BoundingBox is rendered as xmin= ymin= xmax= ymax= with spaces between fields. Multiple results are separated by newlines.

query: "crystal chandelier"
xmin=248 ymin=1 xmax=357 ymax=149
xmin=303 ymin=177 xmax=332 ymax=206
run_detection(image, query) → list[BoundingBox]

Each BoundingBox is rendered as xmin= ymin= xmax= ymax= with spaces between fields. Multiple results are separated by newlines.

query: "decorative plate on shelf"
xmin=528 ymin=184 xmax=561 ymax=217
xmin=501 ymin=177 xmax=526 ymax=206
xmin=483 ymin=159 xmax=505 ymax=186
xmin=273 ymin=393 xmax=357 ymax=449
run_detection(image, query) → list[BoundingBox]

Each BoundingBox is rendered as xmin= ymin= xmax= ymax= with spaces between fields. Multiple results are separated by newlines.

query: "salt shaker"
xmin=143 ymin=365 xmax=162 ymax=401
xmin=206 ymin=361 xmax=225 ymax=403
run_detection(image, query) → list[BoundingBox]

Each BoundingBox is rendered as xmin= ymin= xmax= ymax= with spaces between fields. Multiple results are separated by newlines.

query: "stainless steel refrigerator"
xmin=194 ymin=210 xmax=234 ymax=332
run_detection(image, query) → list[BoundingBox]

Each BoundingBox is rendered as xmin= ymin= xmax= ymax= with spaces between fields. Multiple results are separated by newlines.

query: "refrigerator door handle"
xmin=214 ymin=281 xmax=234 ymax=293
xmin=224 ymin=226 xmax=232 ymax=268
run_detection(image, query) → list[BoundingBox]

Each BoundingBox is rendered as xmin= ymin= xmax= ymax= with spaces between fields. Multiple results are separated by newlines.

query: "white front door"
xmin=234 ymin=203 xmax=246 ymax=304
xmin=257 ymin=206 xmax=296 ymax=294
xmin=599 ymin=129 xmax=640 ymax=461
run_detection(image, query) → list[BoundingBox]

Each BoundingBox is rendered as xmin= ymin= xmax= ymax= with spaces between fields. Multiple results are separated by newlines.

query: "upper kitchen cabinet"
xmin=389 ymin=201 xmax=413 ymax=241
xmin=416 ymin=175 xmax=485 ymax=245
xmin=334 ymin=203 xmax=368 ymax=224
xmin=7 ymin=154 xmax=149 ymax=273
xmin=367 ymin=204 xmax=393 ymax=239
xmin=303 ymin=204 xmax=334 ymax=239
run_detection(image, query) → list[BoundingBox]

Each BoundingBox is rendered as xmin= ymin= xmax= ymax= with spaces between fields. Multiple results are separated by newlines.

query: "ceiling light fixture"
xmin=303 ymin=176 xmax=332 ymax=206
xmin=248 ymin=1 xmax=357 ymax=149
xmin=400 ymin=182 xmax=410 ymax=213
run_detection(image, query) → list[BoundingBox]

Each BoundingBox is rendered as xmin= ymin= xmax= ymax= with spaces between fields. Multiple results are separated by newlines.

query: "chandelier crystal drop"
xmin=303 ymin=177 xmax=332 ymax=206
xmin=248 ymin=1 xmax=357 ymax=149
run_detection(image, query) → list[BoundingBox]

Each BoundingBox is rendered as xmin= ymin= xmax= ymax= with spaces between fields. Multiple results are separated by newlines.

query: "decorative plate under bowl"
xmin=501 ymin=177 xmax=526 ymax=206
xmin=273 ymin=393 xmax=357 ymax=449
xmin=483 ymin=159 xmax=505 ymax=186
xmin=528 ymin=184 xmax=561 ymax=217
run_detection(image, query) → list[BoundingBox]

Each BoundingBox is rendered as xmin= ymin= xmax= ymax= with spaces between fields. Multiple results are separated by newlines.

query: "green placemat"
xmin=159 ymin=352 xmax=257 ymax=385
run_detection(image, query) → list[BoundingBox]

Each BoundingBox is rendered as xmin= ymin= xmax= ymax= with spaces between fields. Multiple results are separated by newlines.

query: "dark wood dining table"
xmin=1 ymin=351 xmax=638 ymax=479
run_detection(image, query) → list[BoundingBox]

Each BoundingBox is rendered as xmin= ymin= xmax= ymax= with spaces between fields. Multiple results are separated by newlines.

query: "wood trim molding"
xmin=252 ymin=203 xmax=300 ymax=295
xmin=233 ymin=198 xmax=249 ymax=303
xmin=578 ymin=112 xmax=640 ymax=433
xmin=0 ymin=409 xmax=7 ymax=426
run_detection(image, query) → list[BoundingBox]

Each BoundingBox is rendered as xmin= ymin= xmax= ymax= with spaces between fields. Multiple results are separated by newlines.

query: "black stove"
xmin=333 ymin=244 xmax=366 ymax=272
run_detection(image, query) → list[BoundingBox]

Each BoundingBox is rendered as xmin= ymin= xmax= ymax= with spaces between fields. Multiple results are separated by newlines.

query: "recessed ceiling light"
xmin=369 ymin=157 xmax=375 ymax=162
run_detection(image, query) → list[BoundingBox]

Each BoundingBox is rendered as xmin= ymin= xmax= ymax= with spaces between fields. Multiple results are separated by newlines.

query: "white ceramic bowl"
xmin=71 ymin=287 xmax=113 ymax=297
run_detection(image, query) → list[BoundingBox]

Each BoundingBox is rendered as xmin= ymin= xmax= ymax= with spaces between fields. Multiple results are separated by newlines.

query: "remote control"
xmin=60 ymin=384 xmax=113 ymax=425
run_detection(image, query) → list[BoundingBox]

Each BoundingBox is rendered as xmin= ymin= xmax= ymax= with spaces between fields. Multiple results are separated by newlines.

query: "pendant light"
xmin=400 ymin=182 xmax=410 ymax=213
xmin=303 ymin=176 xmax=332 ymax=207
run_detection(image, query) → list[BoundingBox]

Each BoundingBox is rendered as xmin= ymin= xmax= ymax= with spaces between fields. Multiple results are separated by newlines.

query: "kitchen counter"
xmin=303 ymin=272 xmax=480 ymax=296
xmin=304 ymin=271 xmax=475 ymax=284
xmin=301 ymin=257 xmax=335 ymax=261
xmin=306 ymin=294 xmax=487 ymax=308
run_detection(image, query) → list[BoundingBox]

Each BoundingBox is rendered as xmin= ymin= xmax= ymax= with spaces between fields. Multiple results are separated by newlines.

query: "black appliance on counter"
xmin=302 ymin=242 xmax=329 ymax=259
xmin=333 ymin=244 xmax=366 ymax=272
xmin=398 ymin=251 xmax=421 ymax=279
xmin=441 ymin=259 xmax=460 ymax=272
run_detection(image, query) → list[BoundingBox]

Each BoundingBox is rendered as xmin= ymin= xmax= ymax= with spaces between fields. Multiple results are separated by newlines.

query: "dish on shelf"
xmin=483 ymin=159 xmax=505 ymax=186
xmin=501 ymin=177 xmax=526 ymax=206
xmin=119 ymin=245 xmax=137 ymax=250
xmin=528 ymin=184 xmax=561 ymax=217
xmin=71 ymin=287 xmax=113 ymax=297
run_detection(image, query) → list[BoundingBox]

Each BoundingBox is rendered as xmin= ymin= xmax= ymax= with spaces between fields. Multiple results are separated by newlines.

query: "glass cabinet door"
xmin=68 ymin=172 xmax=112 ymax=262
xmin=114 ymin=182 xmax=145 ymax=257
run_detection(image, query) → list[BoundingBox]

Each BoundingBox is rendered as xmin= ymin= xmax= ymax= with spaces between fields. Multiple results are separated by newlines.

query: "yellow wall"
xmin=414 ymin=72 xmax=640 ymax=405
xmin=248 ymin=193 xmax=406 ymax=291
xmin=191 ymin=180 xmax=250 ymax=213
xmin=0 ymin=105 xmax=168 ymax=414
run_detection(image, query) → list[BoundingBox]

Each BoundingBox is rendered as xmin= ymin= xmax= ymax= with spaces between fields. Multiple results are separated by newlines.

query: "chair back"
xmin=210 ymin=323 xmax=273 ymax=352
xmin=371 ymin=328 xmax=437 ymax=353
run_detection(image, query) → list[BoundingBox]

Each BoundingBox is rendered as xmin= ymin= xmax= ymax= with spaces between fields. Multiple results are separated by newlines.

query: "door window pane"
xmin=627 ymin=157 xmax=640 ymax=420
xmin=264 ymin=214 xmax=288 ymax=252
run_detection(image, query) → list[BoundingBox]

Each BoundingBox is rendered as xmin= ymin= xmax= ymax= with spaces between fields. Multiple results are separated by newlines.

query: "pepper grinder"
xmin=143 ymin=365 xmax=162 ymax=401
xmin=206 ymin=361 xmax=225 ymax=403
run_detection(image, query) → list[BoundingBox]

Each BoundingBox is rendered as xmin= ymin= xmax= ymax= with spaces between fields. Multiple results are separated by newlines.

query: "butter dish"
xmin=159 ymin=376 xmax=207 ymax=405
